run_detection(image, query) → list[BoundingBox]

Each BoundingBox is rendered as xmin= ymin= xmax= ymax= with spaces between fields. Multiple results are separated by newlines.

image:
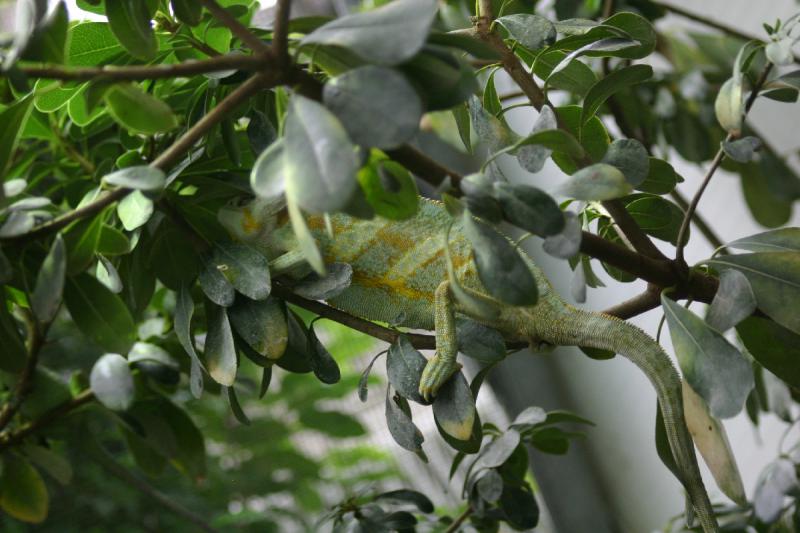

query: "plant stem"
xmin=272 ymin=0 xmax=293 ymax=68
xmin=444 ymin=506 xmax=473 ymax=533
xmin=0 ymin=312 xmax=47 ymax=432
xmin=0 ymin=390 xmax=95 ymax=450
xmin=199 ymin=0 xmax=271 ymax=54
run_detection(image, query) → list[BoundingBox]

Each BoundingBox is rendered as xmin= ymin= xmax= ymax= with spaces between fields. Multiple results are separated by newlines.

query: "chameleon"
xmin=218 ymin=195 xmax=719 ymax=533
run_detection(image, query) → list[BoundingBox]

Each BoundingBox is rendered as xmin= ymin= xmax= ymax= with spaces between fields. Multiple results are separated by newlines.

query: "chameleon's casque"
xmin=219 ymin=196 xmax=720 ymax=533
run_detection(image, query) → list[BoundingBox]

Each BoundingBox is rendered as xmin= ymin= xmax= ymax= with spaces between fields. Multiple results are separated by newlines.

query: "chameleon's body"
xmin=219 ymin=197 xmax=718 ymax=532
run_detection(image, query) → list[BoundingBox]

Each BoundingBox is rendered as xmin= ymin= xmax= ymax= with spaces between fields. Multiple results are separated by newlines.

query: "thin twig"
xmin=19 ymin=54 xmax=266 ymax=82
xmin=600 ymin=286 xmax=662 ymax=320
xmin=675 ymin=63 xmax=773 ymax=263
xmin=0 ymin=312 xmax=47 ymax=432
xmin=272 ymin=0 xmax=293 ymax=68
xmin=444 ymin=506 xmax=473 ymax=533
xmin=87 ymin=440 xmax=219 ymax=533
xmin=199 ymin=0 xmax=270 ymax=54
xmin=0 ymin=390 xmax=95 ymax=450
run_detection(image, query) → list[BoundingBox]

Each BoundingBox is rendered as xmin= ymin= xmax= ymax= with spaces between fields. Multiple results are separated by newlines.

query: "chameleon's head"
xmin=217 ymin=195 xmax=287 ymax=243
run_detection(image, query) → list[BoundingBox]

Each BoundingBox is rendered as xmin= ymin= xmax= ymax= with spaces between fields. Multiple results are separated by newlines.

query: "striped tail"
xmin=540 ymin=308 xmax=719 ymax=533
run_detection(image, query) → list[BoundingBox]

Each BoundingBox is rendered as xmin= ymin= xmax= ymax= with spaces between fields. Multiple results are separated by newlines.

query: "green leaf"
xmin=499 ymin=484 xmax=539 ymax=529
xmin=385 ymin=389 xmax=425 ymax=455
xmin=250 ymin=138 xmax=286 ymax=200
xmin=455 ymin=317 xmax=506 ymax=363
xmin=284 ymin=95 xmax=358 ymax=214
xmin=726 ymin=228 xmax=800 ymax=253
xmin=495 ymin=14 xmax=556 ymax=50
xmin=104 ymin=84 xmax=179 ymax=135
xmin=509 ymin=128 xmax=585 ymax=165
xmin=175 ymin=285 xmax=204 ymax=398
xmin=63 ymin=213 xmax=103 ymax=275
xmin=549 ymin=38 xmax=638 ymax=81
xmin=275 ymin=310 xmax=313 ymax=374
xmin=0 ymin=95 xmax=34 ymax=182
xmin=97 ymin=226 xmax=130 ymax=257
xmin=356 ymin=159 xmax=419 ymax=220
xmin=0 ymin=298 xmax=26 ymax=372
xmin=581 ymin=64 xmax=652 ymax=125
xmin=510 ymin=406 xmax=547 ymax=430
xmin=323 ymin=66 xmax=422 ymax=149
xmin=225 ymin=386 xmax=250 ymax=425
xmin=0 ymin=455 xmax=48 ymax=524
xmin=638 ymin=157 xmax=678 ymax=194
xmin=555 ymin=163 xmax=632 ymax=201
xmin=358 ymin=351 xmax=383 ymax=402
xmin=532 ymin=49 xmax=597 ymax=97
xmin=299 ymin=409 xmax=366 ymax=437
xmin=542 ymin=211 xmax=582 ymax=259
xmin=708 ymin=252 xmax=800 ymax=335
xmin=68 ymin=22 xmax=124 ymax=66
xmin=259 ymin=365 xmax=272 ymax=398
xmin=601 ymin=138 xmax=649 ymax=187
xmin=294 ymin=263 xmax=353 ymax=300
xmin=715 ymin=76 xmax=743 ymax=135
xmin=386 ymin=335 xmax=428 ymax=405
xmin=472 ymin=430 xmax=521 ymax=471
xmin=706 ymin=269 xmax=756 ymax=333
xmin=462 ymin=210 xmax=538 ymax=306
xmin=516 ymin=105 xmax=558 ymax=173
xmin=23 ymin=445 xmax=72 ymax=486
xmin=307 ymin=322 xmax=341 ymax=384
xmin=400 ymin=49 xmax=477 ymax=111
xmin=31 ymin=235 xmax=66 ymax=323
xmin=229 ymin=296 xmax=287 ymax=360
xmin=493 ymin=182 xmax=564 ymax=237
xmin=20 ymin=2 xmax=68 ymax=64
xmin=117 ymin=190 xmax=154 ymax=231
xmin=722 ymin=136 xmax=761 ymax=163
xmin=149 ymin=224 xmax=200 ymax=290
xmin=208 ymin=242 xmax=271 ymax=301
xmin=469 ymin=95 xmax=516 ymax=153
xmin=64 ymin=273 xmax=136 ymax=353
xmin=624 ymin=194 xmax=685 ymax=245
xmin=171 ymin=0 xmax=202 ymax=26
xmin=551 ymin=105 xmax=609 ymax=174
xmin=301 ymin=0 xmax=438 ymax=65
xmin=375 ymin=489 xmax=434 ymax=513
xmin=90 ymin=353 xmax=135 ymax=411
xmin=660 ymin=295 xmax=753 ymax=418
xmin=246 ymin=109 xmax=277 ymax=156
xmin=286 ymin=193 xmax=325 ymax=276
xmin=433 ymin=371 xmax=476 ymax=442
xmin=102 ymin=165 xmax=165 ymax=192
xmin=737 ymin=316 xmax=800 ymax=389
xmin=106 ymin=0 xmax=157 ymax=60
xmin=204 ymin=304 xmax=237 ymax=386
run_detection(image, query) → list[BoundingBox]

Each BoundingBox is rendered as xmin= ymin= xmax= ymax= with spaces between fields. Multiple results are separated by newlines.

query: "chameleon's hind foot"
xmin=418 ymin=354 xmax=461 ymax=402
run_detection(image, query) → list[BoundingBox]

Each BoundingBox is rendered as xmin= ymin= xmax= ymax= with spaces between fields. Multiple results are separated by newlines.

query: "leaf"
xmin=198 ymin=253 xmax=235 ymax=307
xmin=323 ymin=66 xmax=422 ymax=149
xmin=601 ymin=139 xmax=650 ymax=186
xmin=286 ymin=193 xmax=325 ymax=276
xmin=708 ymin=252 xmax=800 ymax=335
xmin=554 ymin=163 xmax=632 ymax=201
xmin=229 ymin=296 xmax=287 ymax=360
xmin=726 ymin=227 xmax=800 ymax=253
xmin=0 ymin=298 xmax=26 ymax=372
xmin=175 ymin=284 xmax=204 ymax=398
xmin=0 ymin=211 xmax=34 ymax=238
xmin=495 ymin=14 xmax=556 ymax=50
xmin=259 ymin=365 xmax=272 ymax=398
xmin=462 ymin=210 xmax=538 ymax=306
xmin=660 ymin=295 xmax=753 ymax=419
xmin=301 ymin=0 xmax=438 ymax=65
xmin=356 ymin=159 xmax=419 ymax=220
xmin=250 ymin=138 xmax=286 ymax=200
xmin=638 ymin=157 xmax=678 ymax=194
xmin=31 ymin=235 xmax=66 ymax=323
xmin=104 ymin=84 xmax=179 ymax=135
xmin=300 ymin=409 xmax=366 ymax=438
xmin=102 ymin=165 xmax=165 ymax=192
xmin=275 ymin=310 xmax=313 ymax=374
xmin=682 ymin=382 xmax=746 ymax=505
xmin=494 ymin=182 xmax=565 ymax=237
xmin=284 ymin=95 xmax=358 ymax=214
xmin=472 ymin=430 xmax=521 ymax=471
xmin=385 ymin=389 xmax=425 ymax=455
xmin=737 ymin=317 xmax=800 ymax=389
xmin=106 ymin=0 xmax=157 ymax=60
xmin=532 ymin=49 xmax=597 ymax=97
xmin=64 ymin=274 xmax=136 ymax=353
xmin=375 ymin=489 xmax=434 ymax=513
xmin=499 ymin=484 xmax=539 ymax=529
xmin=294 ymin=262 xmax=353 ymax=300
xmin=307 ymin=323 xmax=341 ymax=384
xmin=549 ymin=38 xmax=638 ymax=80
xmin=542 ymin=211 xmax=582 ymax=259
xmin=19 ymin=1 xmax=67 ymax=64
xmin=581 ymin=64 xmax=653 ymax=125
xmin=433 ymin=371 xmax=476 ymax=441
xmin=204 ymin=304 xmax=237 ymax=386
xmin=209 ymin=242 xmax=271 ymax=301
xmin=516 ymin=105 xmax=558 ymax=173
xmin=455 ymin=318 xmax=506 ymax=363
xmin=624 ymin=194 xmax=686 ymax=245
xmin=0 ymin=455 xmax=48 ymax=524
xmin=469 ymin=95 xmax=516 ymax=153
xmin=513 ymin=128 xmax=586 ymax=162
xmin=171 ymin=0 xmax=202 ymax=26
xmin=225 ymin=386 xmax=250 ymax=425
xmin=117 ymin=190 xmax=154 ymax=231
xmin=90 ymin=353 xmax=135 ymax=411
xmin=358 ymin=351 xmax=384 ymax=402
xmin=386 ymin=335 xmax=428 ymax=404
xmin=23 ymin=445 xmax=72 ymax=486
xmin=715 ymin=76 xmax=743 ymax=135
xmin=63 ymin=213 xmax=103 ymax=275
xmin=0 ymin=95 xmax=34 ymax=181
xmin=722 ymin=136 xmax=761 ymax=163
xmin=766 ymin=38 xmax=794 ymax=66
xmin=706 ymin=269 xmax=756 ymax=332
xmin=753 ymin=459 xmax=798 ymax=523
xmin=510 ymin=406 xmax=547 ymax=430
xmin=96 ymin=255 xmax=123 ymax=294
xmin=476 ymin=469 xmax=503 ymax=502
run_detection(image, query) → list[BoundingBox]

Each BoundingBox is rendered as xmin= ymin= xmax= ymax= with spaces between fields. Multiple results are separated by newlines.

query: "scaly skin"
xmin=219 ymin=197 xmax=719 ymax=532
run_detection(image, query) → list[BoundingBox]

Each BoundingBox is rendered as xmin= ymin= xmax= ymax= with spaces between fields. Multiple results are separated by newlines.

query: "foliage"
xmin=0 ymin=0 xmax=799 ymax=531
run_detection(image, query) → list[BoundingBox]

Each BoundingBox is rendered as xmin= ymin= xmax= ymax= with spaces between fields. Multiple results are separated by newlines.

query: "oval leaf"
xmin=104 ymin=84 xmax=179 ymax=135
xmin=210 ymin=242 xmax=271 ymax=301
xmin=229 ymin=296 xmax=288 ymax=360
xmin=31 ymin=235 xmax=66 ymax=323
xmin=601 ymin=138 xmax=650 ymax=186
xmin=715 ymin=76 xmax=743 ymax=135
xmin=90 ymin=353 xmax=135 ymax=411
xmin=433 ymin=371 xmax=476 ymax=441
xmin=386 ymin=335 xmax=429 ymax=404
xmin=64 ymin=273 xmax=136 ymax=354
xmin=106 ymin=0 xmax=157 ymax=60
xmin=554 ymin=163 xmax=632 ymax=201
xmin=102 ymin=165 xmax=165 ymax=192
xmin=495 ymin=14 xmax=556 ymax=50
xmin=493 ymin=182 xmax=565 ymax=237
xmin=726 ymin=228 xmax=800 ymax=253
xmin=250 ymin=138 xmax=286 ymax=200
xmin=204 ymin=304 xmax=237 ymax=386
xmin=706 ymin=269 xmax=756 ymax=332
xmin=0 ymin=455 xmax=49 ymax=524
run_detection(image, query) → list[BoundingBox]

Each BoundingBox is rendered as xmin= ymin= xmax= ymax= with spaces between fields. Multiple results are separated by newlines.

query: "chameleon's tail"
xmin=540 ymin=307 xmax=719 ymax=533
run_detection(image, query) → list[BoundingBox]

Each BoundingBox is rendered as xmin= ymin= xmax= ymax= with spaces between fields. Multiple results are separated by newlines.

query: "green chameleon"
xmin=218 ymin=196 xmax=719 ymax=532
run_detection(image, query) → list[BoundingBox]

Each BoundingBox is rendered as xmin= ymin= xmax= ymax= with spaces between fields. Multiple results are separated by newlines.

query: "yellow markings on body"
xmin=241 ymin=208 xmax=262 ymax=235
xmin=351 ymin=272 xmax=434 ymax=302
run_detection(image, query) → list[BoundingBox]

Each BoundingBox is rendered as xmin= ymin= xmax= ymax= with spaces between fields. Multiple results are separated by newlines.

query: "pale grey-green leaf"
xmin=294 ymin=262 xmax=352 ymax=300
xmin=706 ymin=269 xmax=756 ymax=332
xmin=90 ymin=353 xmax=134 ymax=411
xmin=542 ymin=211 xmax=582 ymax=259
xmin=496 ymin=14 xmax=556 ymax=50
xmin=250 ymin=138 xmax=286 ymax=200
xmin=117 ymin=190 xmax=154 ymax=231
xmin=722 ymin=136 xmax=761 ymax=163
xmin=516 ymin=105 xmax=557 ymax=173
xmin=726 ymin=228 xmax=800 ymax=253
xmin=204 ymin=305 xmax=237 ymax=386
xmin=96 ymin=255 xmax=123 ymax=294
xmin=31 ymin=235 xmax=66 ymax=323
xmin=601 ymin=139 xmax=650 ymax=186
xmin=554 ymin=163 xmax=632 ymax=201
xmin=102 ymin=166 xmax=165 ymax=192
xmin=715 ymin=76 xmax=743 ymax=135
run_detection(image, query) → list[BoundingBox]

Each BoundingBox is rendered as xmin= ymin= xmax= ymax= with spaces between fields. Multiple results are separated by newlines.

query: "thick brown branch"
xmin=199 ymin=0 xmax=271 ymax=54
xmin=600 ymin=286 xmax=662 ymax=320
xmin=272 ymin=0 xmax=292 ymax=69
xmin=18 ymin=54 xmax=266 ymax=82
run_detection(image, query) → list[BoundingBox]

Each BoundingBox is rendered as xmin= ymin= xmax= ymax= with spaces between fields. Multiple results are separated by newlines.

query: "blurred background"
xmin=2 ymin=0 xmax=799 ymax=531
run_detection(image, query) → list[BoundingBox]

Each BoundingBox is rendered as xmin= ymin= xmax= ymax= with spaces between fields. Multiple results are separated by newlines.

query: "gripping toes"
xmin=418 ymin=353 xmax=460 ymax=402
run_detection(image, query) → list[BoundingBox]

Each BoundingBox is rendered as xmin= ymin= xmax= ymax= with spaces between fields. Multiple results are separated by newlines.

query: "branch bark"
xmin=199 ymin=0 xmax=271 ymax=55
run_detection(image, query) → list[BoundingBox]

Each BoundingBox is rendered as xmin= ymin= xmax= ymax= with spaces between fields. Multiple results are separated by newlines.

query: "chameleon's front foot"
xmin=418 ymin=354 xmax=461 ymax=402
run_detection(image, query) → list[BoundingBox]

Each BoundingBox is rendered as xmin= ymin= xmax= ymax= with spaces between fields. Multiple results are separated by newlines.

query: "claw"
xmin=418 ymin=354 xmax=461 ymax=401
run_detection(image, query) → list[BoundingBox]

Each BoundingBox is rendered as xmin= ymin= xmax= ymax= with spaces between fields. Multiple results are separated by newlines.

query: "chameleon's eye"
xmin=229 ymin=195 xmax=254 ymax=208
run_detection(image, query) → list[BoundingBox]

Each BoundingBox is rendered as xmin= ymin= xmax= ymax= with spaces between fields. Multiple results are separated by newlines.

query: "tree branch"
xmin=272 ymin=0 xmax=293 ymax=69
xmin=675 ymin=63 xmax=773 ymax=263
xmin=0 ymin=311 xmax=47 ymax=433
xmin=199 ymin=0 xmax=271 ymax=55
xmin=444 ymin=506 xmax=473 ymax=533
xmin=600 ymin=286 xmax=662 ymax=320
xmin=19 ymin=54 xmax=267 ymax=82
xmin=0 ymin=390 xmax=95 ymax=450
